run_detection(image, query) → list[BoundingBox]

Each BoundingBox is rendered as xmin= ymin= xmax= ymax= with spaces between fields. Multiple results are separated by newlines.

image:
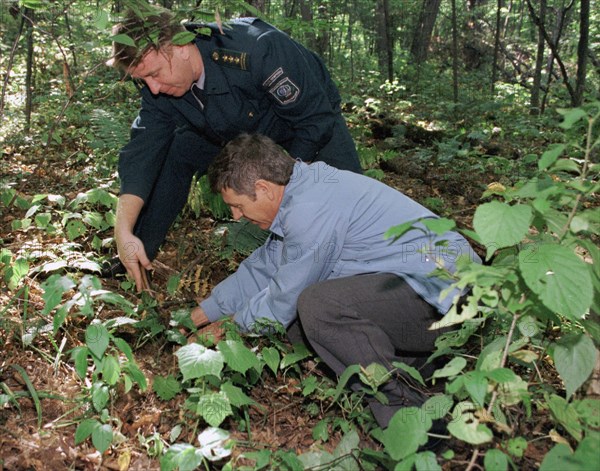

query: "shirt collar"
xmin=269 ymin=161 xmax=306 ymax=237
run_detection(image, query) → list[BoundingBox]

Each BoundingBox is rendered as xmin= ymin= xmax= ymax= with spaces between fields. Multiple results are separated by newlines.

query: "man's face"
xmin=129 ymin=45 xmax=198 ymax=97
xmin=221 ymin=184 xmax=280 ymax=230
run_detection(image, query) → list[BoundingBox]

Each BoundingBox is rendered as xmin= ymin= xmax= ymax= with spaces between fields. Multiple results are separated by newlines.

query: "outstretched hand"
xmin=117 ymin=232 xmax=153 ymax=292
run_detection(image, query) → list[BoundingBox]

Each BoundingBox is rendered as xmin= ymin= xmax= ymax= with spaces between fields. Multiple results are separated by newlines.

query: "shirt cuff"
xmin=199 ymin=296 xmax=226 ymax=322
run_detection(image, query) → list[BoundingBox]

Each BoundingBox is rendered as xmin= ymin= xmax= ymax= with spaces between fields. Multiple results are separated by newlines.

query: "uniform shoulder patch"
xmin=211 ymin=48 xmax=249 ymax=70
xmin=268 ymin=75 xmax=300 ymax=105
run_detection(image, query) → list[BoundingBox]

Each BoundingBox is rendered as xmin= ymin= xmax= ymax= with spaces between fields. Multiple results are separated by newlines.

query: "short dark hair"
xmin=208 ymin=134 xmax=296 ymax=198
xmin=109 ymin=6 xmax=186 ymax=71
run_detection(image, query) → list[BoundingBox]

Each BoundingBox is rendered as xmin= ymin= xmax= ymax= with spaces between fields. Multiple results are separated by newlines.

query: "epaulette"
xmin=211 ymin=48 xmax=249 ymax=71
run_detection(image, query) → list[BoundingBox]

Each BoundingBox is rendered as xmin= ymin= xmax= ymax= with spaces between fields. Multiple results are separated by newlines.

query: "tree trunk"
xmin=410 ymin=0 xmax=442 ymax=64
xmin=0 ymin=13 xmax=26 ymax=122
xmin=530 ymin=0 xmax=546 ymax=114
xmin=491 ymin=0 xmax=502 ymax=96
xmin=573 ymin=0 xmax=589 ymax=106
xmin=375 ymin=0 xmax=393 ymax=81
xmin=451 ymin=0 xmax=459 ymax=102
xmin=24 ymin=8 xmax=35 ymax=133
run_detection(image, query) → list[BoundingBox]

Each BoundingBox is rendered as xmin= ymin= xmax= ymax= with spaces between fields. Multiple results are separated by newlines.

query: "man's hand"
xmin=116 ymin=231 xmax=152 ymax=291
xmin=192 ymin=320 xmax=227 ymax=344
xmin=115 ymin=194 xmax=151 ymax=292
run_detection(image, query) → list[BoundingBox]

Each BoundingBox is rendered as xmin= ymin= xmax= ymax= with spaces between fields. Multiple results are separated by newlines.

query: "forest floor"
xmin=0 ymin=125 xmax=571 ymax=470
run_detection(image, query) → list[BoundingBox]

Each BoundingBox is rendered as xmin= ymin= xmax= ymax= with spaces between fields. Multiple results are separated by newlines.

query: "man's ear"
xmin=255 ymin=179 xmax=274 ymax=199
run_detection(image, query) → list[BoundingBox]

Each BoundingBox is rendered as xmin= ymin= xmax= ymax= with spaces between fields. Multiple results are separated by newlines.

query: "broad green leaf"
xmin=552 ymin=334 xmax=598 ymax=399
xmin=422 ymin=395 xmax=453 ymax=420
xmin=71 ymin=346 xmax=89 ymax=378
xmin=382 ymin=407 xmax=430 ymax=460
xmin=486 ymin=368 xmax=518 ymax=384
xmin=415 ymin=451 xmax=442 ymax=471
xmin=167 ymin=274 xmax=181 ymax=295
xmin=91 ymin=423 xmax=113 ymax=453
xmin=111 ymin=33 xmax=136 ymax=47
xmin=91 ymin=382 xmax=110 ymax=412
xmin=86 ymin=323 xmax=110 ymax=359
xmin=218 ymin=340 xmax=260 ymax=374
xmin=421 ymin=217 xmax=456 ymax=235
xmin=359 ymin=363 xmax=392 ymax=389
xmin=546 ymin=394 xmax=583 ymax=441
xmin=75 ymin=418 xmax=98 ymax=444
xmin=196 ymin=391 xmax=232 ymax=427
xmin=280 ymin=344 xmax=311 ymax=369
xmin=111 ymin=337 xmax=134 ymax=361
xmin=153 ymin=375 xmax=182 ymax=401
xmin=93 ymin=10 xmax=110 ymax=30
xmin=464 ymin=371 xmax=488 ymax=407
xmin=473 ymin=202 xmax=532 ymax=259
xmin=161 ymin=443 xmax=203 ymax=471
xmin=175 ymin=344 xmax=224 ymax=381
xmin=8 ymin=257 xmax=29 ymax=290
xmin=221 ymin=381 xmax=255 ymax=408
xmin=484 ymin=449 xmax=508 ymax=471
xmin=261 ymin=347 xmax=280 ymax=374
xmin=332 ymin=430 xmax=360 ymax=470
xmin=557 ymin=107 xmax=587 ymax=129
xmin=393 ymin=361 xmax=426 ymax=386
xmin=539 ymin=444 xmax=573 ymax=471
xmin=496 ymin=373 xmax=529 ymax=406
xmin=432 ymin=357 xmax=467 ymax=379
xmin=507 ymin=437 xmax=528 ymax=458
xmin=447 ymin=402 xmax=493 ymax=445
xmin=124 ymin=362 xmax=147 ymax=391
xmin=171 ymin=31 xmax=197 ymax=45
xmin=53 ymin=305 xmax=69 ymax=334
xmin=65 ymin=219 xmax=86 ymax=240
xmin=538 ymin=144 xmax=566 ymax=171
xmin=312 ymin=419 xmax=329 ymax=441
xmin=101 ymin=354 xmax=121 ymax=386
xmin=519 ymin=243 xmax=593 ymax=320
xmin=384 ymin=220 xmax=422 ymax=242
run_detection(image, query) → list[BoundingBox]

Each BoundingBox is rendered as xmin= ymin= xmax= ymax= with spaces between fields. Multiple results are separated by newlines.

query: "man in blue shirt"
xmin=191 ymin=133 xmax=480 ymax=428
xmin=106 ymin=6 xmax=361 ymax=290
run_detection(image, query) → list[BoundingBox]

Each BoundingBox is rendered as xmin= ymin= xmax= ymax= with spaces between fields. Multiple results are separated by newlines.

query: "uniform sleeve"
xmin=200 ymin=235 xmax=283 ymax=322
xmin=118 ymin=88 xmax=176 ymax=201
xmin=219 ymin=202 xmax=346 ymax=332
xmin=251 ymin=30 xmax=338 ymax=162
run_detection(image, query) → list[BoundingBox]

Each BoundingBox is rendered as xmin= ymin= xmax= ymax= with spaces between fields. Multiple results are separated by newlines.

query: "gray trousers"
xmin=293 ymin=273 xmax=447 ymax=428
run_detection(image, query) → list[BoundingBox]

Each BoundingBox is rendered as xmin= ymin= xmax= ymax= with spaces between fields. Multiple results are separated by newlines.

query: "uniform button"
xmin=248 ymin=112 xmax=254 ymax=118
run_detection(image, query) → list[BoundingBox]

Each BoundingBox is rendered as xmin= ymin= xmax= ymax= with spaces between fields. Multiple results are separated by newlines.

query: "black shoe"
xmin=100 ymin=257 xmax=127 ymax=278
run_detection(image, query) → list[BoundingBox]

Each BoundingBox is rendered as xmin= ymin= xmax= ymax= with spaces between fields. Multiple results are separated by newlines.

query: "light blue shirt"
xmin=201 ymin=161 xmax=480 ymax=331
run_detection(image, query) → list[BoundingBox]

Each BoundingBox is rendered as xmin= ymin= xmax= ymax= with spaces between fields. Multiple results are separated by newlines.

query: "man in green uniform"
xmin=107 ymin=6 xmax=361 ymax=290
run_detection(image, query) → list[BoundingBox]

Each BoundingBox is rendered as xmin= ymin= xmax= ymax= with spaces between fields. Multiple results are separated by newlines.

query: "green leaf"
xmin=197 ymin=427 xmax=232 ymax=461
xmin=421 ymin=217 xmax=456 ymax=235
xmin=91 ymin=382 xmax=110 ymax=412
xmin=332 ymin=430 xmax=360 ymax=470
xmin=473 ymin=202 xmax=532 ymax=259
xmin=384 ymin=220 xmax=422 ymax=242
xmin=218 ymin=340 xmax=261 ymax=374
xmin=221 ymin=381 xmax=255 ymax=408
xmin=101 ymin=355 xmax=121 ymax=386
xmin=539 ymin=444 xmax=573 ymax=471
xmin=111 ymin=33 xmax=136 ymax=47
xmin=552 ymin=334 xmax=598 ymax=399
xmin=382 ymin=407 xmax=430 ymax=460
xmin=161 ymin=443 xmax=202 ymax=471
xmin=464 ymin=371 xmax=488 ymax=408
xmin=41 ymin=274 xmax=75 ymax=314
xmin=71 ymin=346 xmax=89 ymax=378
xmin=312 ymin=419 xmax=329 ymax=442
xmin=75 ymin=418 xmax=98 ymax=445
xmin=415 ymin=451 xmax=442 ymax=471
xmin=124 ymin=362 xmax=148 ymax=391
xmin=422 ymin=395 xmax=453 ymax=420
xmin=392 ymin=361 xmax=426 ymax=386
xmin=432 ymin=357 xmax=467 ymax=379
xmin=484 ymin=449 xmax=508 ymax=471
xmin=557 ymin=107 xmax=588 ymax=129
xmin=196 ymin=391 xmax=233 ymax=427
xmin=65 ymin=219 xmax=86 ymax=240
xmin=280 ymin=344 xmax=311 ymax=369
xmin=85 ymin=323 xmax=110 ymax=359
xmin=261 ymin=347 xmax=280 ymax=375
xmin=447 ymin=402 xmax=493 ymax=445
xmin=167 ymin=274 xmax=181 ymax=295
xmin=546 ymin=394 xmax=583 ymax=441
xmin=153 ymin=375 xmax=182 ymax=401
xmin=538 ymin=144 xmax=566 ymax=171
xmin=53 ymin=306 xmax=69 ymax=334
xmin=171 ymin=31 xmax=197 ymax=45
xmin=93 ymin=10 xmax=110 ymax=30
xmin=175 ymin=344 xmax=224 ymax=381
xmin=91 ymin=423 xmax=113 ymax=453
xmin=506 ymin=437 xmax=528 ymax=458
xmin=519 ymin=244 xmax=593 ymax=320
